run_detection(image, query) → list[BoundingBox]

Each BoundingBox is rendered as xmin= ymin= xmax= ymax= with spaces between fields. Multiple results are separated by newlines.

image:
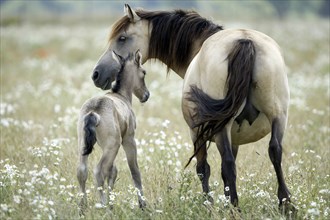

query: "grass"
xmin=1 ymin=17 xmax=329 ymax=219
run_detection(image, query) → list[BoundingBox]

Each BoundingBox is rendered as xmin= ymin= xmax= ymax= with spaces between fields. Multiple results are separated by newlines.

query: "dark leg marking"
xmin=215 ymin=130 xmax=238 ymax=206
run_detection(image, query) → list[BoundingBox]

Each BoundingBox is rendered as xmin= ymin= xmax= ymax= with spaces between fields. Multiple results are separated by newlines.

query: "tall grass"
xmin=1 ymin=18 xmax=329 ymax=219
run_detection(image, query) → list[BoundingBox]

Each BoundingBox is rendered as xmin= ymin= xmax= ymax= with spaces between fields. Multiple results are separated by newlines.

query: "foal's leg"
xmin=190 ymin=130 xmax=212 ymax=202
xmin=77 ymin=154 xmax=89 ymax=209
xmin=122 ymin=136 xmax=146 ymax=208
xmin=77 ymin=129 xmax=89 ymax=212
xmin=108 ymin=165 xmax=118 ymax=191
xmin=268 ymin=117 xmax=293 ymax=210
xmin=214 ymin=123 xmax=238 ymax=206
xmin=94 ymin=144 xmax=120 ymax=205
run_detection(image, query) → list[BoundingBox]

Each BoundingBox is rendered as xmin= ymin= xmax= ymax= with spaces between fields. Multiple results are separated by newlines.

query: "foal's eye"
xmin=142 ymin=70 xmax=146 ymax=76
xmin=118 ymin=36 xmax=126 ymax=42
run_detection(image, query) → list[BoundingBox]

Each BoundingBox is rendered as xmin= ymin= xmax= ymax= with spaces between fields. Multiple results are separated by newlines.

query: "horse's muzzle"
xmin=92 ymin=66 xmax=116 ymax=90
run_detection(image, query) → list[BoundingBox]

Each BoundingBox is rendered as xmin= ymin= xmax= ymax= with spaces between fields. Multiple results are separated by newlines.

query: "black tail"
xmin=82 ymin=112 xmax=98 ymax=156
xmin=185 ymin=39 xmax=256 ymax=167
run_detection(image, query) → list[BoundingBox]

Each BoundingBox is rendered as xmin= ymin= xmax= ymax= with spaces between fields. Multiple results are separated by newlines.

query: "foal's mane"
xmin=110 ymin=9 xmax=223 ymax=72
xmin=111 ymin=53 xmax=134 ymax=93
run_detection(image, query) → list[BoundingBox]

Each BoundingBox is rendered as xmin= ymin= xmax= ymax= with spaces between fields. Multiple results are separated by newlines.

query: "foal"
xmin=77 ymin=50 xmax=149 ymax=210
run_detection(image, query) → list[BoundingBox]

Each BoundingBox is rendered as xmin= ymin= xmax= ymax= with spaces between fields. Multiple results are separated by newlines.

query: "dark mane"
xmin=111 ymin=53 xmax=134 ymax=93
xmin=138 ymin=9 xmax=222 ymax=71
xmin=110 ymin=9 xmax=223 ymax=72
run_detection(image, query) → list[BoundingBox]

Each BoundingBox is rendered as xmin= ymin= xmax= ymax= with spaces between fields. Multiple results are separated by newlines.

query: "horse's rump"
xmin=186 ymin=39 xmax=256 ymax=166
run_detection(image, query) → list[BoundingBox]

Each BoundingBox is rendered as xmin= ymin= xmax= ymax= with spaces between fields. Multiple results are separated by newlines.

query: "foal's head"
xmin=111 ymin=50 xmax=149 ymax=103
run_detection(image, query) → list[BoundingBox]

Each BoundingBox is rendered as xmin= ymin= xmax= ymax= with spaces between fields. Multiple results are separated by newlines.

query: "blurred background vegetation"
xmin=1 ymin=0 xmax=329 ymax=25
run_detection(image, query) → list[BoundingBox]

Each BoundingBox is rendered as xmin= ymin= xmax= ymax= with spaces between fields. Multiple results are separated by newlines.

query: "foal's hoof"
xmin=279 ymin=201 xmax=298 ymax=218
xmin=78 ymin=199 xmax=88 ymax=216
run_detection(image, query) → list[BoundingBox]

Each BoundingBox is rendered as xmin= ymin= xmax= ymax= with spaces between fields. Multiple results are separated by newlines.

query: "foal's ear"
xmin=112 ymin=51 xmax=124 ymax=65
xmin=124 ymin=4 xmax=141 ymax=22
xmin=134 ymin=50 xmax=142 ymax=67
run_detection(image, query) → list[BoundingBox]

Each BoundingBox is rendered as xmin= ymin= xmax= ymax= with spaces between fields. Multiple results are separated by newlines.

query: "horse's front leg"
xmin=122 ymin=136 xmax=146 ymax=208
xmin=214 ymin=124 xmax=238 ymax=207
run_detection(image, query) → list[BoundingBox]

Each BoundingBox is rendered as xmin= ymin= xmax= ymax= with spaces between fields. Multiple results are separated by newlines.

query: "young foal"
xmin=77 ymin=50 xmax=149 ymax=210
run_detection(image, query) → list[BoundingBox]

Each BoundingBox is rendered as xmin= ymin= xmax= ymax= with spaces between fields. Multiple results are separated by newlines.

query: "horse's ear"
xmin=124 ymin=4 xmax=141 ymax=22
xmin=134 ymin=50 xmax=142 ymax=66
xmin=112 ymin=51 xmax=123 ymax=65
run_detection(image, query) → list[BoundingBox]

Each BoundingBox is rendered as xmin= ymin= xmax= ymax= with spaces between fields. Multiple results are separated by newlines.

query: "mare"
xmin=77 ymin=50 xmax=149 ymax=212
xmin=91 ymin=4 xmax=295 ymax=213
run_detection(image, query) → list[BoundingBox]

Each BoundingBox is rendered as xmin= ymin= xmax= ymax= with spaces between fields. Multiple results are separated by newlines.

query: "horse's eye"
xmin=118 ymin=36 xmax=126 ymax=42
xmin=142 ymin=70 xmax=146 ymax=76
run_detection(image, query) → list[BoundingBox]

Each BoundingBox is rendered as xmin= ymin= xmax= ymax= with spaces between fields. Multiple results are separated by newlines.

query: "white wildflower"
xmin=319 ymin=189 xmax=330 ymax=194
xmin=1 ymin=204 xmax=8 ymax=212
xmin=13 ymin=195 xmax=21 ymax=204
xmin=95 ymin=203 xmax=104 ymax=209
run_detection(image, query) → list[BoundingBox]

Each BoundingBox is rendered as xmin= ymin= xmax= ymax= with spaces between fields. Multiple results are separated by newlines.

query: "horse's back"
xmin=182 ymin=28 xmax=289 ymax=145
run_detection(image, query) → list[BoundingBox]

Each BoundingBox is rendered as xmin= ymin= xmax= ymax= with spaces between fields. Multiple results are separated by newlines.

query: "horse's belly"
xmin=231 ymin=113 xmax=270 ymax=145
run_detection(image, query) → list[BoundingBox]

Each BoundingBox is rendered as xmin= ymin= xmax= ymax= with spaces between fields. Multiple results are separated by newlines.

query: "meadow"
xmin=0 ymin=17 xmax=329 ymax=219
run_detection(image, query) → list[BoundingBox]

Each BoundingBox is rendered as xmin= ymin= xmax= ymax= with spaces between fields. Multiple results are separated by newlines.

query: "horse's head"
xmin=92 ymin=4 xmax=149 ymax=90
xmin=111 ymin=50 xmax=149 ymax=103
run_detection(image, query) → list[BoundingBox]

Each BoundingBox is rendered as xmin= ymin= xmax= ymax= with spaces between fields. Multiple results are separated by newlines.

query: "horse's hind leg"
xmin=232 ymin=145 xmax=239 ymax=160
xmin=214 ymin=123 xmax=238 ymax=207
xmin=268 ymin=117 xmax=296 ymax=213
xmin=221 ymin=144 xmax=239 ymax=198
xmin=122 ymin=136 xmax=146 ymax=208
xmin=190 ymin=130 xmax=212 ymax=202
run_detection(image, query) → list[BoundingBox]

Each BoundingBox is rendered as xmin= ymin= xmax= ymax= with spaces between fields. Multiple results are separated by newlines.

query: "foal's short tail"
xmin=82 ymin=112 xmax=100 ymax=156
xmin=186 ymin=39 xmax=256 ymax=167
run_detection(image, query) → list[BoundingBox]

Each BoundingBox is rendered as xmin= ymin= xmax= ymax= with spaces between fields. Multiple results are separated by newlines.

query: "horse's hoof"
xmin=139 ymin=200 xmax=147 ymax=210
xmin=203 ymin=193 xmax=214 ymax=205
xmin=230 ymin=206 xmax=242 ymax=218
xmin=279 ymin=200 xmax=298 ymax=218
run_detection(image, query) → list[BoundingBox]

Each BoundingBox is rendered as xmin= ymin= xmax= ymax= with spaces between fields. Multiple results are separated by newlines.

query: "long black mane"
xmin=110 ymin=9 xmax=223 ymax=72
xmin=137 ymin=9 xmax=223 ymax=71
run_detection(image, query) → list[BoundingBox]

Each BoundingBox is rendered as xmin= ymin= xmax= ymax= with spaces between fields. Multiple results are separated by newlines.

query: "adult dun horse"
xmin=92 ymin=4 xmax=295 ymax=212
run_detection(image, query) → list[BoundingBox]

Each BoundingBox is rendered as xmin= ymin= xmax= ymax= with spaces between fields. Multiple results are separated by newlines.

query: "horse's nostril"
xmin=92 ymin=71 xmax=99 ymax=81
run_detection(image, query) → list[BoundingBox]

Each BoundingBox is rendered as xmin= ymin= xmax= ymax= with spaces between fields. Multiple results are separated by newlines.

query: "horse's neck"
xmin=184 ymin=39 xmax=206 ymax=77
xmin=152 ymin=38 xmax=205 ymax=79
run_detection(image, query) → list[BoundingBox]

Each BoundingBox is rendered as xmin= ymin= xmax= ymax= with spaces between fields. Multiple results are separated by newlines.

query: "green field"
xmin=1 ymin=17 xmax=329 ymax=219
